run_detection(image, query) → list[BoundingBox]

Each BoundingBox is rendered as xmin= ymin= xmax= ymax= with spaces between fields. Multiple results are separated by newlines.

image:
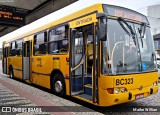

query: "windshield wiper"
xmin=138 ymin=23 xmax=146 ymax=48
xmin=118 ymin=17 xmax=136 ymax=45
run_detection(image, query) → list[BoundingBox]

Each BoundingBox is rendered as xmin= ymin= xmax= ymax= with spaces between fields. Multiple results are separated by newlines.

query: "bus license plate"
xmin=136 ymin=94 xmax=144 ymax=100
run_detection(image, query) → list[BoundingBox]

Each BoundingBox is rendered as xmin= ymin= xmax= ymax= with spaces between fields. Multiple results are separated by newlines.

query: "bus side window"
xmin=34 ymin=32 xmax=47 ymax=55
xmin=48 ymin=25 xmax=68 ymax=54
xmin=10 ymin=42 xmax=17 ymax=56
xmin=16 ymin=40 xmax=22 ymax=56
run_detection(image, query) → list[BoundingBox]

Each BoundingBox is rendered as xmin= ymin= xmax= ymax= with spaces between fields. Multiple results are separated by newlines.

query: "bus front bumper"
xmin=99 ymin=85 xmax=159 ymax=106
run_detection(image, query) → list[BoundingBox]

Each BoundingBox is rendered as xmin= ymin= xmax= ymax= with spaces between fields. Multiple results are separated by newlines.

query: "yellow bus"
xmin=2 ymin=4 xmax=159 ymax=106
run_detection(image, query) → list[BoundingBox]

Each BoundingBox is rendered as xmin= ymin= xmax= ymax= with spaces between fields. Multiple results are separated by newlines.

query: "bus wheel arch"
xmin=50 ymin=69 xmax=66 ymax=96
xmin=9 ymin=65 xmax=14 ymax=79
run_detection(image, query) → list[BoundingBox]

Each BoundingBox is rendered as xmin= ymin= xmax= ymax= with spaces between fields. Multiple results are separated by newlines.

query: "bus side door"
xmin=22 ymin=40 xmax=31 ymax=80
xmin=2 ymin=46 xmax=8 ymax=74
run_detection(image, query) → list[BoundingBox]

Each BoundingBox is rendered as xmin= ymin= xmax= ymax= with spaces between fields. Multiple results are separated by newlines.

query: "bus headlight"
xmin=115 ymin=88 xmax=120 ymax=94
xmin=121 ymin=88 xmax=126 ymax=93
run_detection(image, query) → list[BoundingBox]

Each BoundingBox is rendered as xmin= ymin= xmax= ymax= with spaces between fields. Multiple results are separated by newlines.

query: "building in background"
xmin=147 ymin=4 xmax=160 ymax=51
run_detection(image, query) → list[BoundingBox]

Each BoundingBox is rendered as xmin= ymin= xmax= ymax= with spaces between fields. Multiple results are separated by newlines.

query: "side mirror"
xmin=96 ymin=13 xmax=107 ymax=41
xmin=99 ymin=23 xmax=107 ymax=41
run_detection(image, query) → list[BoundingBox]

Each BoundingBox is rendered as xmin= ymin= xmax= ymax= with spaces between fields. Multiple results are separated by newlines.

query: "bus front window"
xmin=102 ymin=19 xmax=156 ymax=75
xmin=135 ymin=25 xmax=156 ymax=72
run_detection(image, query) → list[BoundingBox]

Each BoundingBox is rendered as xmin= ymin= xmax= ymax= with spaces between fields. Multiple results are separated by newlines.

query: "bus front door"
xmin=22 ymin=41 xmax=31 ymax=80
xmin=70 ymin=30 xmax=85 ymax=95
xmin=70 ymin=24 xmax=98 ymax=103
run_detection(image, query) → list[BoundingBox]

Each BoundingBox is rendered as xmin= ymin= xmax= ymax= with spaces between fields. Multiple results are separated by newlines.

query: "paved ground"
xmin=0 ymin=60 xmax=160 ymax=115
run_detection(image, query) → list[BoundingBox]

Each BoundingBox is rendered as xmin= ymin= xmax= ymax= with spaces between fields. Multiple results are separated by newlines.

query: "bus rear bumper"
xmin=99 ymin=85 xmax=159 ymax=106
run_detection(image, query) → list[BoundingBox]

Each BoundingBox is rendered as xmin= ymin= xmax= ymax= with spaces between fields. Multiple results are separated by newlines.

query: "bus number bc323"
xmin=116 ymin=78 xmax=133 ymax=86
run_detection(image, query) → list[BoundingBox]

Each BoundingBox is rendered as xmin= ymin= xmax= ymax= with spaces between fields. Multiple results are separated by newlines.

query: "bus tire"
xmin=51 ymin=73 xmax=66 ymax=96
xmin=9 ymin=67 xmax=14 ymax=79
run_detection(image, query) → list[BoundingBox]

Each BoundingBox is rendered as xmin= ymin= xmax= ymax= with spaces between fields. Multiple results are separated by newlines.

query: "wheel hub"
xmin=54 ymin=80 xmax=62 ymax=93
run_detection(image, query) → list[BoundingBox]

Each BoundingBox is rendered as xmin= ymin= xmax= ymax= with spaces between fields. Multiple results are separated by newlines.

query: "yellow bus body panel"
xmin=8 ymin=56 xmax=22 ymax=79
xmin=31 ymin=54 xmax=69 ymax=88
xmin=98 ymin=72 xmax=158 ymax=106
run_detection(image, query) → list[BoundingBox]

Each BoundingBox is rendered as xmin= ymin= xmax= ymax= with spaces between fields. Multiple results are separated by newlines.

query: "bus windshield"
xmin=102 ymin=19 xmax=156 ymax=75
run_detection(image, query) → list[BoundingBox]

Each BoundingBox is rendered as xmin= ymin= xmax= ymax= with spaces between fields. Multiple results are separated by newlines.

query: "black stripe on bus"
xmin=32 ymin=71 xmax=50 ymax=76
xmin=13 ymin=68 xmax=22 ymax=71
xmin=32 ymin=71 xmax=69 ymax=79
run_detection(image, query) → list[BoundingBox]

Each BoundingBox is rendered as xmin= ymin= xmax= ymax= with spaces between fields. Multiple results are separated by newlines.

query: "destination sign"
xmin=114 ymin=9 xmax=142 ymax=22
xmin=0 ymin=10 xmax=25 ymax=26
xmin=103 ymin=5 xmax=149 ymax=24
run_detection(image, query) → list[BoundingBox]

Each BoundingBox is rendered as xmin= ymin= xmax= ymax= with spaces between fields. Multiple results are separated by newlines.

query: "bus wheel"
xmin=9 ymin=67 xmax=14 ymax=79
xmin=52 ymin=73 xmax=65 ymax=96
